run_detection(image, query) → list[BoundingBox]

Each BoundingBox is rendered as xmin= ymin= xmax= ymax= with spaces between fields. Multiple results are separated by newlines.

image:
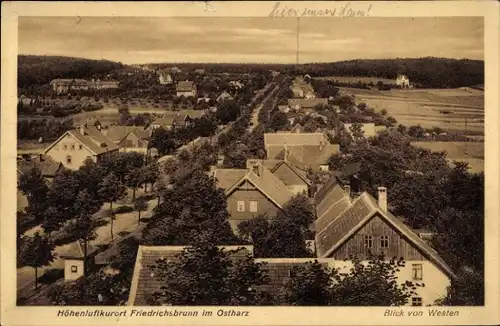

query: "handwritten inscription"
xmin=269 ymin=2 xmax=372 ymax=18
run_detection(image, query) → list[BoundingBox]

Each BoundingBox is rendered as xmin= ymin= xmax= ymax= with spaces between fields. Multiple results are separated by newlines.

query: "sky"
xmin=18 ymin=17 xmax=484 ymax=64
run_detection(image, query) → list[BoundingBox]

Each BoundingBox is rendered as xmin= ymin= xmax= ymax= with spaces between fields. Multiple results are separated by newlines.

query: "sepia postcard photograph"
xmin=1 ymin=1 xmax=499 ymax=326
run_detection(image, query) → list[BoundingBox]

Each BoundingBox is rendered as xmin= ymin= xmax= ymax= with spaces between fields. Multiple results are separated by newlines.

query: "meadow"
xmin=411 ymin=141 xmax=484 ymax=173
xmin=317 ymin=76 xmax=397 ymax=85
xmin=339 ymin=87 xmax=484 ymax=134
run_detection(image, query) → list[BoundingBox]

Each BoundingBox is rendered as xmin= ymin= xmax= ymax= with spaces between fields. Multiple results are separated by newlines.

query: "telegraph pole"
xmin=296 ymin=17 xmax=300 ymax=74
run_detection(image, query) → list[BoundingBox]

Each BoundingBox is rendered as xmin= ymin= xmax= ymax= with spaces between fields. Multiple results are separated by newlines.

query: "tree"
xmin=278 ymin=260 xmax=333 ymax=305
xmin=125 ymin=167 xmax=145 ymax=201
xmin=277 ymin=194 xmax=315 ymax=230
xmin=238 ymin=216 xmax=311 ymax=258
xmin=330 ymin=255 xmax=418 ymax=306
xmin=268 ymin=111 xmax=289 ymax=132
xmin=18 ymin=166 xmax=49 ymax=221
xmin=133 ymin=197 xmax=149 ymax=225
xmin=150 ymin=242 xmax=271 ymax=305
xmin=18 ymin=232 xmax=56 ymax=290
xmin=153 ymin=176 xmax=168 ymax=206
xmin=436 ymin=269 xmax=484 ymax=306
xmin=141 ymin=168 xmax=235 ymax=245
xmin=98 ymin=173 xmax=126 ymax=241
xmin=49 ymin=271 xmax=129 ymax=305
xmin=349 ymin=123 xmax=365 ymax=140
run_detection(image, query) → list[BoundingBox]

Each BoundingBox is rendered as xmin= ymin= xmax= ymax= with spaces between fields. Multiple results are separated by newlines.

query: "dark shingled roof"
xmin=314 ymin=184 xmax=352 ymax=232
xmin=102 ymin=126 xmax=151 ymax=143
xmin=176 ymin=80 xmax=195 ymax=92
xmin=17 ymin=156 xmax=63 ymax=177
xmin=128 ymin=245 xmax=254 ymax=306
xmin=213 ymin=168 xmax=248 ymax=190
xmin=59 ymin=240 xmax=99 ymax=260
xmin=314 ymin=192 xmax=456 ymax=279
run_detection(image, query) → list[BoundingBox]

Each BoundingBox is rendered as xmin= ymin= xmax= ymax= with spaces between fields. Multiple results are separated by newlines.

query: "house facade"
xmin=50 ymin=79 xmax=89 ymax=94
xmin=223 ymin=164 xmax=294 ymax=231
xmin=396 ymin=74 xmax=411 ymax=88
xmin=314 ymin=184 xmax=456 ymax=306
xmin=44 ymin=125 xmax=120 ymax=169
xmin=176 ymin=80 xmax=197 ymax=97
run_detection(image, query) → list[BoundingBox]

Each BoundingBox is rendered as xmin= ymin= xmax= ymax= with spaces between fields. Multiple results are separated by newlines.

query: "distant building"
xmin=44 ymin=124 xmax=120 ymax=169
xmin=148 ymin=111 xmax=204 ymax=130
xmin=229 ymin=80 xmax=244 ymax=89
xmin=344 ymin=123 xmax=377 ymax=138
xmin=50 ymin=79 xmax=89 ymax=94
xmin=396 ymin=74 xmax=411 ymax=88
xmin=194 ymin=68 xmax=205 ymax=75
xmin=288 ymin=98 xmax=328 ymax=111
xmin=88 ymin=79 xmax=120 ymax=90
xmin=216 ymin=90 xmax=234 ymax=103
xmin=264 ymin=132 xmax=340 ymax=172
xmin=101 ymin=126 xmax=151 ymax=155
xmin=158 ymin=72 xmax=173 ymax=85
xmin=176 ymin=80 xmax=197 ymax=97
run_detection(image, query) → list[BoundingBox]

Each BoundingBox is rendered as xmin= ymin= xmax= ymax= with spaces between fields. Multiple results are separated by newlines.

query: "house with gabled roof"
xmin=101 ymin=126 xmax=151 ymax=154
xmin=127 ymin=245 xmax=254 ymax=305
xmin=288 ymin=98 xmax=328 ymax=111
xmin=216 ymin=90 xmax=234 ymax=103
xmin=176 ymin=80 xmax=197 ymax=97
xmin=44 ymin=125 xmax=120 ymax=169
xmin=264 ymin=132 xmax=340 ymax=172
xmin=223 ymin=163 xmax=295 ymax=231
xmin=59 ymin=240 xmax=99 ymax=281
xmin=314 ymin=185 xmax=456 ymax=306
xmin=246 ymin=159 xmax=310 ymax=195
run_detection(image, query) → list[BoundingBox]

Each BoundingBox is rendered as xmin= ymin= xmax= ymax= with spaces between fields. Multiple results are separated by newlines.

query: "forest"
xmin=19 ymin=56 xmax=484 ymax=91
xmin=18 ymin=55 xmax=123 ymax=89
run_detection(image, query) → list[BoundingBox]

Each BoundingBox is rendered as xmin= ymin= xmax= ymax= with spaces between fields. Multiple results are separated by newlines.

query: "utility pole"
xmin=296 ymin=17 xmax=300 ymax=74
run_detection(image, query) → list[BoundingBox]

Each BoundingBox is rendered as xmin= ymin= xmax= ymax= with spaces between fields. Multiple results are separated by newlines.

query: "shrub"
xmin=38 ymin=268 xmax=64 ymax=285
xmin=113 ymin=205 xmax=134 ymax=214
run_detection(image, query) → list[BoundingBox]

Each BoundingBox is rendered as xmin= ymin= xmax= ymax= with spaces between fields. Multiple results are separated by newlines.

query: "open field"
xmin=339 ymin=87 xmax=484 ymax=134
xmin=317 ymin=76 xmax=396 ymax=85
xmin=411 ymin=141 xmax=484 ymax=173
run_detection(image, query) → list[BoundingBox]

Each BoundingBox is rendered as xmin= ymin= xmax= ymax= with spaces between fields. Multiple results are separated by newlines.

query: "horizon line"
xmin=18 ymin=54 xmax=484 ymax=66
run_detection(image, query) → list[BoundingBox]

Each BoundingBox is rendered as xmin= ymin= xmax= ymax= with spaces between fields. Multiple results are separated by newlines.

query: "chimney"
xmin=252 ymin=163 xmax=260 ymax=177
xmin=377 ymin=187 xmax=387 ymax=213
xmin=80 ymin=124 xmax=85 ymax=136
xmin=319 ymin=139 xmax=324 ymax=151
xmin=344 ymin=184 xmax=351 ymax=197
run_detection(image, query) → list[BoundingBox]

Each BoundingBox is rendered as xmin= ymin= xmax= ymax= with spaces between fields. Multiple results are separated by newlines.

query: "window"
xmin=71 ymin=144 xmax=75 ymax=150
xmin=64 ymin=144 xmax=68 ymax=150
xmin=66 ymin=155 xmax=72 ymax=164
xmin=237 ymin=201 xmax=245 ymax=212
xmin=380 ymin=236 xmax=389 ymax=248
xmin=71 ymin=265 xmax=78 ymax=273
xmin=249 ymin=201 xmax=258 ymax=213
xmin=79 ymin=144 xmax=83 ymax=150
xmin=364 ymin=235 xmax=373 ymax=248
xmin=412 ymin=264 xmax=423 ymax=280
xmin=411 ymin=297 xmax=422 ymax=306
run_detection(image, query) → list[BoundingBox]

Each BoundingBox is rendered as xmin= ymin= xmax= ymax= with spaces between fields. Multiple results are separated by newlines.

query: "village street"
xmin=17 ymin=196 xmax=158 ymax=299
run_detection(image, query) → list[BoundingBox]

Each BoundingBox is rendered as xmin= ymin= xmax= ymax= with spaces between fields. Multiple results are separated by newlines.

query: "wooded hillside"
xmin=18 ymin=55 xmax=123 ymax=88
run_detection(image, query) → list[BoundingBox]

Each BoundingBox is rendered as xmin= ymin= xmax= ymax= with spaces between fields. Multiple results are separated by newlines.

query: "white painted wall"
xmin=64 ymin=259 xmax=84 ymax=281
